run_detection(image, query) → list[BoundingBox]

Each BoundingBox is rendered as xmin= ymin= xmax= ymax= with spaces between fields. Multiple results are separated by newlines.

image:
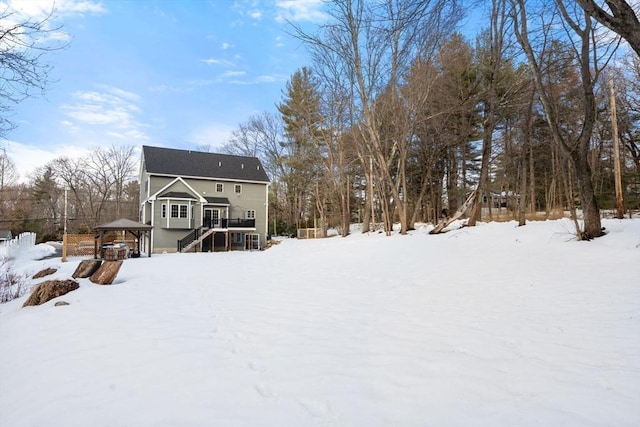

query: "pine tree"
xmin=277 ymin=67 xmax=325 ymax=231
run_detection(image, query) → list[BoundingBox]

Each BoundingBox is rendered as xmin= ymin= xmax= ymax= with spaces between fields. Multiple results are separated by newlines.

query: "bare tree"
xmin=0 ymin=148 xmax=17 ymax=189
xmin=575 ymin=0 xmax=640 ymax=57
xmin=0 ymin=148 xmax=18 ymax=221
xmin=104 ymin=145 xmax=136 ymax=218
xmin=292 ymin=0 xmax=462 ymax=235
xmin=223 ymin=112 xmax=286 ymax=183
xmin=468 ymin=0 xmax=509 ymax=226
xmin=222 ymin=112 xmax=289 ymax=235
xmin=0 ymin=5 xmax=67 ymax=137
xmin=510 ymin=0 xmax=618 ymax=238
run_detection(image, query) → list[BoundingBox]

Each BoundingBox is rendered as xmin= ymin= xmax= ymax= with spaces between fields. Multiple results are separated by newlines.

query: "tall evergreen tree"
xmin=277 ymin=67 xmax=325 ymax=231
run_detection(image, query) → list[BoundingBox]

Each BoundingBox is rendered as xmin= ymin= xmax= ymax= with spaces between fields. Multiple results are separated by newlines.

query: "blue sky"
xmin=3 ymin=0 xmax=325 ymax=181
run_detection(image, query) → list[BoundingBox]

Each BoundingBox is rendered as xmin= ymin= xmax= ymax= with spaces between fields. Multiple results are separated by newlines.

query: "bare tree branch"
xmin=0 ymin=5 xmax=68 ymax=138
xmin=574 ymin=0 xmax=640 ymax=56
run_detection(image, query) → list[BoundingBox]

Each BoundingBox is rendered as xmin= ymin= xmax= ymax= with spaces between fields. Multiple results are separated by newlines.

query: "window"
xmin=234 ymin=184 xmax=242 ymax=194
xmin=246 ymin=210 xmax=255 ymax=219
xmin=161 ymin=204 xmax=167 ymax=218
xmin=216 ymin=183 xmax=223 ymax=193
xmin=171 ymin=204 xmax=188 ymax=219
xmin=247 ymin=234 xmax=260 ymax=250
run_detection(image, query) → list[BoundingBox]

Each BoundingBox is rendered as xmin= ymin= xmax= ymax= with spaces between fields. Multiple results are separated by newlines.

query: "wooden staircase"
xmin=178 ymin=227 xmax=216 ymax=253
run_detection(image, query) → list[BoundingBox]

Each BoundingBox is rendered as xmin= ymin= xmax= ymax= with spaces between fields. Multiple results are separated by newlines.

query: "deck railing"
xmin=223 ymin=218 xmax=255 ymax=228
xmin=203 ymin=218 xmax=256 ymax=229
xmin=177 ymin=227 xmax=202 ymax=252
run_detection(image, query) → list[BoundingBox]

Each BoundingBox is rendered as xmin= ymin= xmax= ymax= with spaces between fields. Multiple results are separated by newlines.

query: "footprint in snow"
xmin=298 ymin=399 xmax=330 ymax=417
xmin=255 ymin=383 xmax=275 ymax=398
xmin=248 ymin=360 xmax=265 ymax=372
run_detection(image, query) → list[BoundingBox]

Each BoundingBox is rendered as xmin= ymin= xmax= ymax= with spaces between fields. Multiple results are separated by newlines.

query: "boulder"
xmin=72 ymin=259 xmax=102 ymax=279
xmin=32 ymin=268 xmax=57 ymax=279
xmin=22 ymin=280 xmax=79 ymax=307
xmin=90 ymin=260 xmax=123 ymax=285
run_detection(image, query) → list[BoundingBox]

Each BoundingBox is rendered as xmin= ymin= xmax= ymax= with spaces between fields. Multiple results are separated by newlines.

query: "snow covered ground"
xmin=1 ymin=218 xmax=639 ymax=427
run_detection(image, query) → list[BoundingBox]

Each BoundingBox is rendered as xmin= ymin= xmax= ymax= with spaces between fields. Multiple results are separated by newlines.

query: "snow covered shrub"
xmin=0 ymin=259 xmax=28 ymax=303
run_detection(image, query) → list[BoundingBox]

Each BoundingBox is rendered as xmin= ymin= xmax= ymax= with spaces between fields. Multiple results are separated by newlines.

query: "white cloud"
xmin=255 ymin=74 xmax=287 ymax=83
xmin=275 ymin=0 xmax=325 ymax=23
xmin=4 ymin=0 xmax=107 ymax=17
xmin=99 ymin=85 xmax=141 ymax=102
xmin=202 ymin=57 xmax=235 ymax=66
xmin=220 ymin=70 xmax=247 ymax=79
xmin=61 ymin=86 xmax=148 ymax=140
xmin=231 ymin=0 xmax=266 ymax=24
xmin=221 ymin=42 xmax=233 ymax=50
xmin=2 ymin=0 xmax=107 ymax=44
xmin=3 ymin=139 xmax=90 ymax=182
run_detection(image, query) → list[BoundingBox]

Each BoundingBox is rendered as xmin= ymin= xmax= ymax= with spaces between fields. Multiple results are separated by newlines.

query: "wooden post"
xmin=608 ymin=75 xmax=625 ymax=219
xmin=62 ymin=233 xmax=67 ymax=262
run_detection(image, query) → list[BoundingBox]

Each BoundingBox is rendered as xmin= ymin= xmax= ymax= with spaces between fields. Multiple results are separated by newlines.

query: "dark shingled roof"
xmin=158 ymin=192 xmax=196 ymax=199
xmin=94 ymin=219 xmax=153 ymax=231
xmin=205 ymin=197 xmax=230 ymax=205
xmin=143 ymin=145 xmax=270 ymax=183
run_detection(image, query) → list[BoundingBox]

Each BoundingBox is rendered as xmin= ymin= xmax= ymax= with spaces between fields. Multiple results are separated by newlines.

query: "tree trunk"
xmin=512 ymin=0 xmax=604 ymax=238
xmin=572 ymin=151 xmax=603 ymax=239
xmin=518 ymin=148 xmax=528 ymax=226
xmin=468 ymin=111 xmax=494 ymax=226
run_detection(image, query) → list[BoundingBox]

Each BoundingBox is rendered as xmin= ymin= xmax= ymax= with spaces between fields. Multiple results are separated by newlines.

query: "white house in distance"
xmin=139 ymin=145 xmax=270 ymax=254
xmin=0 ymin=230 xmax=12 ymax=246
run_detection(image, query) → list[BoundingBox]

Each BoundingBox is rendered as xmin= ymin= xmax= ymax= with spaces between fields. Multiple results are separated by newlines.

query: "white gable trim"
xmin=148 ymin=177 xmax=206 ymax=202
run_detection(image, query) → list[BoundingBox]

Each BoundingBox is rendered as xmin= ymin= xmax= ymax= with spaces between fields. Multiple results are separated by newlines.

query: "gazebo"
xmin=93 ymin=219 xmax=153 ymax=259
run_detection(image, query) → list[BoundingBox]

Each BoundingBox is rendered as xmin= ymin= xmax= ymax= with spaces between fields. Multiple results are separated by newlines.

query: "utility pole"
xmin=608 ymin=75 xmax=625 ymax=219
xmin=62 ymin=188 xmax=68 ymax=262
xmin=369 ymin=157 xmax=375 ymax=231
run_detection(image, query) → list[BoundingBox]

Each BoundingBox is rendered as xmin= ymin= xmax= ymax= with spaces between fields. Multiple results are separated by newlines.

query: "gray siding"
xmin=143 ymin=174 xmax=268 ymax=253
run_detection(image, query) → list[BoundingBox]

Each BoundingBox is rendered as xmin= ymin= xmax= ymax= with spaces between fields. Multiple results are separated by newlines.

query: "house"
xmin=0 ymin=230 xmax=12 ymax=246
xmin=139 ymin=145 xmax=270 ymax=254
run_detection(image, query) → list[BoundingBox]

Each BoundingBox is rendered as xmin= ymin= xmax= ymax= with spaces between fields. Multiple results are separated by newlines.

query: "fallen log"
xmin=430 ymin=190 xmax=477 ymax=235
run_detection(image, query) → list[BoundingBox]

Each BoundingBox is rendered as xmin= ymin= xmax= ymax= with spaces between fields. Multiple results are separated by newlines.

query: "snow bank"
xmin=0 ymin=219 xmax=638 ymax=427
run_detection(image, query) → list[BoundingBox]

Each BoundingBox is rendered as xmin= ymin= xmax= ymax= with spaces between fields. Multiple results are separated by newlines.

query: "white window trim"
xmin=246 ymin=210 xmax=256 ymax=219
xmin=216 ymin=183 xmax=224 ymax=193
xmin=234 ymin=184 xmax=242 ymax=195
xmin=170 ymin=203 xmax=189 ymax=219
xmin=246 ymin=233 xmax=260 ymax=250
